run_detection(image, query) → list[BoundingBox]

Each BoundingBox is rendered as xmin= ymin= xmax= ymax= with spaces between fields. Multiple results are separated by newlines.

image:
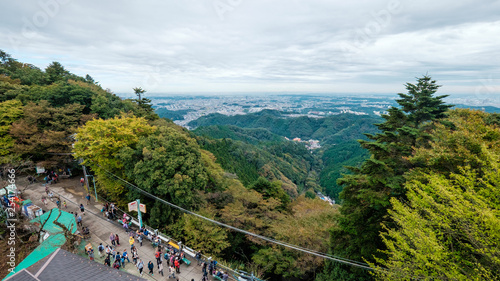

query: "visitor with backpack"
xmin=104 ymin=255 xmax=111 ymax=267
xmin=155 ymin=250 xmax=161 ymax=265
xmin=98 ymin=243 xmax=104 ymax=257
xmin=148 ymin=260 xmax=154 ymax=275
xmin=137 ymin=259 xmax=144 ymax=276
xmin=115 ymin=252 xmax=121 ymax=267
xmin=132 ymin=248 xmax=139 ymax=265
xmin=123 ymin=249 xmax=130 ymax=263
xmin=195 ymin=251 xmax=202 ymax=265
xmin=174 ymin=258 xmax=180 ymax=273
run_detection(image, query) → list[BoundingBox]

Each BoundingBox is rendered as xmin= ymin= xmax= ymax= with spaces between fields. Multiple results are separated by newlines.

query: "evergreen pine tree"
xmin=318 ymin=76 xmax=452 ymax=280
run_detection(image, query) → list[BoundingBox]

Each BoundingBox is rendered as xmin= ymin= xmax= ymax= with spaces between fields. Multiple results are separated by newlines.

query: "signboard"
xmin=139 ymin=203 xmax=146 ymax=213
xmin=36 ymin=166 xmax=45 ymax=174
xmin=128 ymin=201 xmax=146 ymax=213
xmin=128 ymin=201 xmax=137 ymax=212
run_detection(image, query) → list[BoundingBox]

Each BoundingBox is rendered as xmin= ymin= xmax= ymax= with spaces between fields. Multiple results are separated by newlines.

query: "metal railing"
xmin=93 ymin=194 xmax=255 ymax=280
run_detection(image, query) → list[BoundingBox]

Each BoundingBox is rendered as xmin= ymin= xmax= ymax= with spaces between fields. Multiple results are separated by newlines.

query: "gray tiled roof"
xmin=11 ymin=248 xmax=146 ymax=281
xmin=4 ymin=269 xmax=39 ymax=281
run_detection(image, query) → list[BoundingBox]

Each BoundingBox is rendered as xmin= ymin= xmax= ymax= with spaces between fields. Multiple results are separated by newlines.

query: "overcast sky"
xmin=1 ymin=0 xmax=500 ymax=97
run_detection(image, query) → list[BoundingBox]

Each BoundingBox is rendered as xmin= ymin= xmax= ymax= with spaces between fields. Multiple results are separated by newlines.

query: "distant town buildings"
xmin=151 ymin=95 xmax=394 ymax=129
xmin=316 ymin=192 xmax=336 ymax=205
xmin=291 ymin=138 xmax=321 ymax=150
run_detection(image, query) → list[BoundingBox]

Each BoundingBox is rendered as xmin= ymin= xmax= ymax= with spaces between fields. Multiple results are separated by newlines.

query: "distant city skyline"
xmin=1 ymin=1 xmax=499 ymax=96
xmin=152 ymin=94 xmax=500 ymax=129
xmin=121 ymin=92 xmax=500 ymax=108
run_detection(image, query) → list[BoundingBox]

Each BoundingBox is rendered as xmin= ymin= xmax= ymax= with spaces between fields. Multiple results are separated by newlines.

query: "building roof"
xmin=5 ymin=248 xmax=146 ymax=281
xmin=2 ymin=270 xmax=38 ymax=281
xmin=3 ymin=209 xmax=77 ymax=280
xmin=30 ymin=208 xmax=77 ymax=235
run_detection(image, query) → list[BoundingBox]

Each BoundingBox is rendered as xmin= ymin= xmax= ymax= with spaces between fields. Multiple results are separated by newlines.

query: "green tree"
xmin=0 ymin=100 xmax=23 ymax=162
xmin=250 ymin=177 xmax=290 ymax=208
xmin=132 ymin=87 xmax=157 ymax=120
xmin=252 ymin=196 xmax=337 ymax=278
xmin=10 ymin=100 xmax=86 ymax=167
xmin=320 ymin=76 xmax=452 ymax=280
xmin=182 ymin=207 xmax=230 ymax=256
xmin=118 ymin=125 xmax=209 ymax=215
xmin=90 ymin=89 xmax=136 ymax=118
xmin=371 ymin=110 xmax=500 ymax=280
xmin=45 ymin=61 xmax=69 ymax=84
xmin=133 ymin=87 xmax=145 ymax=100
xmin=372 ymin=168 xmax=500 ymax=281
xmin=72 ymin=115 xmax=156 ymax=201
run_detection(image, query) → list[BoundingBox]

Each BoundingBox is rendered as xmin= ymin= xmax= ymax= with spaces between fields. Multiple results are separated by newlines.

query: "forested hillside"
xmin=317 ymin=76 xmax=500 ymax=281
xmin=189 ymin=110 xmax=381 ymax=200
xmin=372 ymin=109 xmax=500 ymax=280
xmin=194 ymin=125 xmax=285 ymax=145
xmin=0 ymin=50 xmax=156 ymax=167
xmin=155 ymin=107 xmax=194 ymax=121
xmin=195 ymin=126 xmax=321 ymax=196
xmin=189 ymin=109 xmax=380 ymax=143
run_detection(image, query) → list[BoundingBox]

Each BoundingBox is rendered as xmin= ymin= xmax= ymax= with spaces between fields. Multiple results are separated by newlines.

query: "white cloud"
xmin=1 ymin=0 xmax=499 ymax=96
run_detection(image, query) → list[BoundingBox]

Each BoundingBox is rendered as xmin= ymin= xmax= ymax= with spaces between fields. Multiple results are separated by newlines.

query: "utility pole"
xmin=136 ymin=199 xmax=143 ymax=228
xmin=85 ymin=175 xmax=98 ymax=202
xmin=83 ymin=165 xmax=98 ymax=202
xmin=82 ymin=165 xmax=90 ymax=194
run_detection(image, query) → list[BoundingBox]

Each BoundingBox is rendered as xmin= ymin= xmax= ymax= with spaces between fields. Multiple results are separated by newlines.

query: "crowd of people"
xmin=101 ymin=202 xmax=118 ymax=221
xmin=42 ymin=174 xmax=226 ymax=281
xmin=43 ymin=170 xmax=59 ymax=184
xmin=92 ymin=206 xmax=230 ymax=280
xmin=98 ymin=228 xmax=193 ymax=280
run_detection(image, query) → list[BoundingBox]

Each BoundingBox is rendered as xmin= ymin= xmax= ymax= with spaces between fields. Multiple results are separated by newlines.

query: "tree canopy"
xmin=320 ymin=76 xmax=452 ymax=280
xmin=372 ymin=109 xmax=500 ymax=280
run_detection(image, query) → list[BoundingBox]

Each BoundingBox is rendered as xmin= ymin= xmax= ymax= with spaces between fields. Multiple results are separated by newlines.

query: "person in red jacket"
xmin=174 ymin=259 xmax=180 ymax=273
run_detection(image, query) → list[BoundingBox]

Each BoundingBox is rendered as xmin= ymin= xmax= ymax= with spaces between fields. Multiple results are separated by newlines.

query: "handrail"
xmin=94 ymin=194 xmax=244 ymax=279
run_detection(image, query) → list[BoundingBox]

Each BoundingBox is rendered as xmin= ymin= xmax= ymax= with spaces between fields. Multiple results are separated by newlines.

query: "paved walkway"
xmin=23 ymin=177 xmax=206 ymax=281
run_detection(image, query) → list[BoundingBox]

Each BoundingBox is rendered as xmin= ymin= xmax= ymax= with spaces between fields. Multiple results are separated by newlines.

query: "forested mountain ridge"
xmin=194 ymin=125 xmax=285 ymax=145
xmin=189 ymin=109 xmax=381 ymax=143
xmin=189 ymin=111 xmax=381 ymax=201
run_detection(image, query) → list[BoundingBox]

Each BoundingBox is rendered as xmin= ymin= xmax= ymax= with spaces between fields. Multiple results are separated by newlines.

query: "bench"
xmin=181 ymin=258 xmax=191 ymax=266
xmin=212 ymin=275 xmax=222 ymax=281
xmin=168 ymin=241 xmax=179 ymax=250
